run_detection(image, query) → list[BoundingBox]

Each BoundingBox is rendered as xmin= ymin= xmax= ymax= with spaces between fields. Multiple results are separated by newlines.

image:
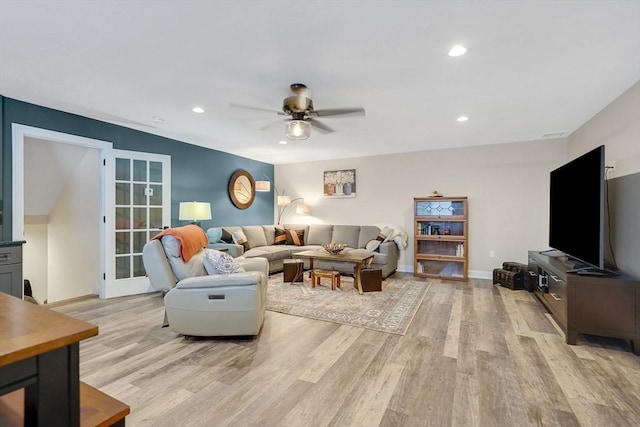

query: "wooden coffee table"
xmin=293 ymin=250 xmax=374 ymax=294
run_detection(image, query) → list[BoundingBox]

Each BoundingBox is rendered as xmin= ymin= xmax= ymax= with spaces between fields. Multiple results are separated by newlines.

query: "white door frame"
xmin=11 ymin=124 xmax=113 ymax=297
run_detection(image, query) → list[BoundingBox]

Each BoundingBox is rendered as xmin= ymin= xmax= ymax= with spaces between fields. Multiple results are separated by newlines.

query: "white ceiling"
xmin=1 ymin=1 xmax=639 ymax=165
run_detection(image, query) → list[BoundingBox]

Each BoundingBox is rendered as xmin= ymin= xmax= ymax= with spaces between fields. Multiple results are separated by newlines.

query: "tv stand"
xmin=528 ymin=250 xmax=640 ymax=355
xmin=568 ymin=266 xmax=618 ymax=277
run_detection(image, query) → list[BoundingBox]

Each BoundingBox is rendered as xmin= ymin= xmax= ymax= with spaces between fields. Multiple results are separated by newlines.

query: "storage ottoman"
xmin=359 ymin=268 xmax=382 ymax=292
xmin=492 ymin=261 xmax=528 ymax=291
xmin=283 ymin=259 xmax=304 ymax=283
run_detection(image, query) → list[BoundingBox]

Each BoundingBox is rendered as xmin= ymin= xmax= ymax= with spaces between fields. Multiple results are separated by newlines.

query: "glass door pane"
xmin=104 ymin=149 xmax=171 ymax=298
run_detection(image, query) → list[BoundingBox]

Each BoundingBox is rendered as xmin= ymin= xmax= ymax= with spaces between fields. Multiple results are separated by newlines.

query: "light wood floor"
xmin=51 ymin=273 xmax=640 ymax=427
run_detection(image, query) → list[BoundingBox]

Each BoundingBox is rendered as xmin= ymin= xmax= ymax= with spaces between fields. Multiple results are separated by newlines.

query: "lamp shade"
xmin=277 ymin=195 xmax=292 ymax=206
xmin=286 ymin=120 xmax=311 ymax=140
xmin=255 ymin=180 xmax=271 ymax=192
xmin=179 ymin=201 xmax=212 ymax=221
xmin=295 ymin=204 xmax=311 ymax=215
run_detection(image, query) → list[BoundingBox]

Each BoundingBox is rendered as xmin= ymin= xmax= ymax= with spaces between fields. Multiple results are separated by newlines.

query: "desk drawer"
xmin=0 ymin=246 xmax=22 ymax=266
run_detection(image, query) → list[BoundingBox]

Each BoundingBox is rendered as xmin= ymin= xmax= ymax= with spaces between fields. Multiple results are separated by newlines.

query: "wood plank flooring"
xmin=50 ymin=273 xmax=640 ymax=427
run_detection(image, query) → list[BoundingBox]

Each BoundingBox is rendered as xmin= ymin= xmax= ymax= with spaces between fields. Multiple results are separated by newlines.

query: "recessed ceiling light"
xmin=192 ymin=107 xmax=205 ymax=114
xmin=278 ymin=140 xmax=288 ymax=145
xmin=456 ymin=116 xmax=469 ymax=122
xmin=448 ymin=45 xmax=467 ymax=57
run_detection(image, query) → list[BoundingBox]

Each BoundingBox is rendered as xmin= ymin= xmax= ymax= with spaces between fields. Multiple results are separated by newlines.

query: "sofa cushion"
xmin=283 ymin=224 xmax=310 ymax=238
xmin=243 ymin=245 xmax=293 ymax=261
xmin=331 ymin=225 xmax=360 ymax=249
xmin=231 ymin=229 xmax=249 ymax=251
xmin=203 ymin=249 xmax=245 ymax=274
xmin=359 ymin=226 xmax=380 ymax=248
xmin=242 ymin=225 xmax=268 ymax=248
xmin=274 ymin=226 xmax=287 ymax=245
xmin=262 ymin=225 xmax=276 ymax=245
xmin=221 ymin=226 xmax=240 ymax=243
xmin=365 ymin=239 xmax=381 ymax=252
xmin=285 ymin=229 xmax=305 ymax=246
xmin=161 ymin=235 xmax=207 ymax=281
xmin=306 ymin=224 xmax=333 ymax=245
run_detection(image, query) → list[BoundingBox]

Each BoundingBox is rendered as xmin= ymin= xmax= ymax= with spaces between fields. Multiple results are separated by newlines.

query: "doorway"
xmin=12 ymin=125 xmax=111 ymax=304
xmin=12 ymin=124 xmax=173 ymax=302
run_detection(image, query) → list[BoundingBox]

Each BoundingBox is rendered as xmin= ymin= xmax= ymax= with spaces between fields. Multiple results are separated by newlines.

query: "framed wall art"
xmin=323 ymin=169 xmax=356 ymax=198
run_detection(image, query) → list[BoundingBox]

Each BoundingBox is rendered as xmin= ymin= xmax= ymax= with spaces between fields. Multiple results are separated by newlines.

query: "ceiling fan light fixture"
xmin=286 ymin=120 xmax=311 ymax=140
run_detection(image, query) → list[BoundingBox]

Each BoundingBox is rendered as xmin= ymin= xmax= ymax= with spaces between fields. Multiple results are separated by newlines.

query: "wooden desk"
xmin=0 ymin=293 xmax=98 ymax=426
xmin=0 ymin=382 xmax=130 ymax=427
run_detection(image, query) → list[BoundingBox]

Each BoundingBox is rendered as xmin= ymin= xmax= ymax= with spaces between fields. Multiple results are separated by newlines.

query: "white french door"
xmin=102 ymin=149 xmax=171 ymax=298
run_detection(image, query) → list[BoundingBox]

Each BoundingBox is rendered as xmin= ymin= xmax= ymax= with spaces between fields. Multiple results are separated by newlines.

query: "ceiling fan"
xmin=230 ymin=83 xmax=365 ymax=140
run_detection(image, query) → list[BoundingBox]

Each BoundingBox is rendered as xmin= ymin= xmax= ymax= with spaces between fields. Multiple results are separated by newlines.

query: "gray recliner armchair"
xmin=142 ymin=231 xmax=268 ymax=337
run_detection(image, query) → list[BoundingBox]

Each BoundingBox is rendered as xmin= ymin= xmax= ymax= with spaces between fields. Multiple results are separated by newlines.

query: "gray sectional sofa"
xmin=206 ymin=224 xmax=399 ymax=278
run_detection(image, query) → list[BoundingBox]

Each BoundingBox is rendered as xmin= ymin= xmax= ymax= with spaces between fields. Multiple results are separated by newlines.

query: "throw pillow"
xmin=285 ymin=229 xmax=305 ymax=246
xmin=231 ymin=229 xmax=249 ymax=251
xmin=274 ymin=226 xmax=287 ymax=245
xmin=365 ymin=239 xmax=381 ymax=252
xmin=377 ymin=226 xmax=393 ymax=242
xmin=206 ymin=227 xmax=224 ymax=243
xmin=221 ymin=228 xmax=234 ymax=243
xmin=203 ymin=249 xmax=245 ymax=275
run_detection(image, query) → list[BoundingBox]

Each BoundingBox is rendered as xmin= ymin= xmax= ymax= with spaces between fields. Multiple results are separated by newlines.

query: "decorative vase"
xmin=343 ymin=182 xmax=352 ymax=195
xmin=325 ymin=183 xmax=335 ymax=196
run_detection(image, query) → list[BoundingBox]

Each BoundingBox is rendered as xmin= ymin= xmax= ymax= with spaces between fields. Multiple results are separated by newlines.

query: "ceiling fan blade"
xmin=307 ymin=118 xmax=334 ymax=134
xmin=260 ymin=119 xmax=285 ymax=131
xmin=310 ymin=107 xmax=365 ymax=117
xmin=229 ymin=103 xmax=284 ymax=115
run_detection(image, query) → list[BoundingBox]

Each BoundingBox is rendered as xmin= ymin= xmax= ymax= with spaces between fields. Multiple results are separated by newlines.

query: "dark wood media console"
xmin=528 ymin=250 xmax=640 ymax=355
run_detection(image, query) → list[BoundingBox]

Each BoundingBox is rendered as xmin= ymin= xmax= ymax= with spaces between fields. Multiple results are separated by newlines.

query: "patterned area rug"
xmin=266 ymin=273 xmax=430 ymax=335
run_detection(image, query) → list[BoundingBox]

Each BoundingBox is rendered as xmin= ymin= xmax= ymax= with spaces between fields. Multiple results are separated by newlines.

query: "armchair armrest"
xmin=207 ymin=243 xmax=244 ymax=257
xmin=236 ymin=257 xmax=268 ymax=278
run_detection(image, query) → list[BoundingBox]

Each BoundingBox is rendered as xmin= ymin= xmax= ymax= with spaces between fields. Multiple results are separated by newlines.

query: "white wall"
xmin=276 ymin=138 xmax=566 ymax=277
xmin=568 ymin=80 xmax=640 ymax=277
xmin=47 ymin=149 xmax=100 ymax=302
xmin=568 ymin=81 xmax=640 ymax=177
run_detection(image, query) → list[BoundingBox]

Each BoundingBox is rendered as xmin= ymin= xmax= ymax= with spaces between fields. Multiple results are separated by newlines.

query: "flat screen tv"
xmin=549 ymin=145 xmax=605 ymax=270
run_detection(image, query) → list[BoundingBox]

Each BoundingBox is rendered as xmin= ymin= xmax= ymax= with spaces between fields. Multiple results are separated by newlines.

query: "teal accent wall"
xmin=0 ymin=97 xmax=4 ymax=236
xmin=0 ymin=96 xmax=274 ymax=240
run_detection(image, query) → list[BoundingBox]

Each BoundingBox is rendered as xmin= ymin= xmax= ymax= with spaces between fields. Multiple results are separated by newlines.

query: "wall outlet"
xmin=606 ymin=160 xmax=616 ymax=179
xmin=489 ymin=250 xmax=495 ymax=258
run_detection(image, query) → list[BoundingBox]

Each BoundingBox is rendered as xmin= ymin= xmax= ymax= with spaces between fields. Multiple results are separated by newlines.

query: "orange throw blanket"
xmin=152 ymin=224 xmax=208 ymax=262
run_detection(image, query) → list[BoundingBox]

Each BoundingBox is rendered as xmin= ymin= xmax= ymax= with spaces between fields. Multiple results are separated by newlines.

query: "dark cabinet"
xmin=528 ymin=250 xmax=640 ymax=355
xmin=0 ymin=242 xmax=24 ymax=298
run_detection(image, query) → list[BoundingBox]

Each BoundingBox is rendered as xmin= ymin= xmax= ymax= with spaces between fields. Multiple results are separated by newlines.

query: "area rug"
xmin=266 ymin=273 xmax=430 ymax=335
